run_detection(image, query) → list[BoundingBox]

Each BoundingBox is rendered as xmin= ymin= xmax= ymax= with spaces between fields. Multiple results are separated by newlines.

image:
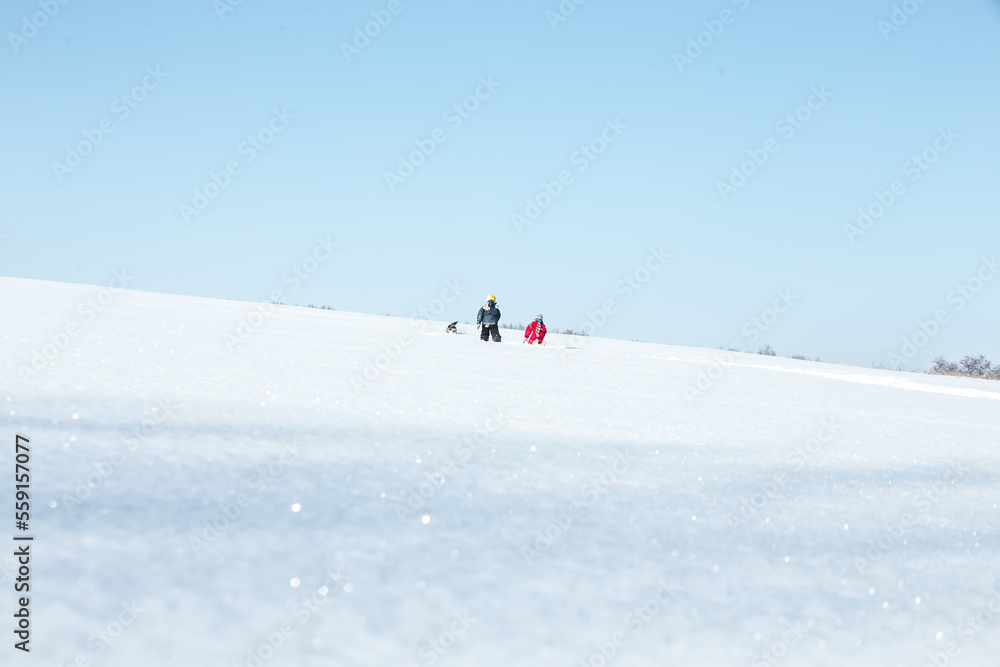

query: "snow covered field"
xmin=1 ymin=276 xmax=998 ymax=667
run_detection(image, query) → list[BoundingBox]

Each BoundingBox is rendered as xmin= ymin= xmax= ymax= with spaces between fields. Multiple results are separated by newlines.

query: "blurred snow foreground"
xmin=1 ymin=276 xmax=999 ymax=667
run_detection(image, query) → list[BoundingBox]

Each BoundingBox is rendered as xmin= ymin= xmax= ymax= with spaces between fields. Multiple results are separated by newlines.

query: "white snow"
xmin=1 ymin=276 xmax=999 ymax=666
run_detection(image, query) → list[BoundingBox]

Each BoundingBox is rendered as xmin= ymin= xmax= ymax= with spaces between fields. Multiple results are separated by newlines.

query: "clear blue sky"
xmin=2 ymin=0 xmax=998 ymax=368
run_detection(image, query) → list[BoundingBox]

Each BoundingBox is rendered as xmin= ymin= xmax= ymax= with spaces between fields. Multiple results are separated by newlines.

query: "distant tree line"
xmin=749 ymin=346 xmax=999 ymax=381
xmin=717 ymin=343 xmax=821 ymax=363
xmin=930 ymin=355 xmax=1000 ymax=380
xmin=499 ymin=321 xmax=589 ymax=336
xmin=265 ymin=298 xmax=335 ymax=310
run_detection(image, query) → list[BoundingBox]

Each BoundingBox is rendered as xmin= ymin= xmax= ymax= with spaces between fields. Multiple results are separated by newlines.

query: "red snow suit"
xmin=524 ymin=321 xmax=547 ymax=344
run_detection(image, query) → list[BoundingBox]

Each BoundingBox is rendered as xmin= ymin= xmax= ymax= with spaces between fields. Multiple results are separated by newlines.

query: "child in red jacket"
xmin=524 ymin=315 xmax=547 ymax=345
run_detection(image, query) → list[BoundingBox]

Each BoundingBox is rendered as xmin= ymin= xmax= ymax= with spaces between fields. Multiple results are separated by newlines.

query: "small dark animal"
xmin=445 ymin=321 xmax=458 ymax=334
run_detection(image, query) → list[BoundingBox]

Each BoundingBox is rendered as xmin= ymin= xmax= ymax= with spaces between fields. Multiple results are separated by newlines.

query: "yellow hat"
xmin=488 ymin=294 xmax=496 ymax=302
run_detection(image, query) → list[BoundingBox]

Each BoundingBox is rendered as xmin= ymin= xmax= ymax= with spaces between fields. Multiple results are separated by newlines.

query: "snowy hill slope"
xmin=1 ymin=277 xmax=999 ymax=667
